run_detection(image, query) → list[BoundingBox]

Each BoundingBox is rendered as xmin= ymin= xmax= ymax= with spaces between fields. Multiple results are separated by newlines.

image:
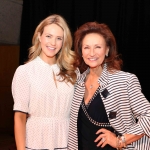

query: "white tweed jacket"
xmin=68 ymin=64 xmax=150 ymax=150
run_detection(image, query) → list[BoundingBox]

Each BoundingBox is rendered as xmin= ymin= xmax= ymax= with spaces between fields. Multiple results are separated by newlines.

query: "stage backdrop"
xmin=20 ymin=0 xmax=150 ymax=100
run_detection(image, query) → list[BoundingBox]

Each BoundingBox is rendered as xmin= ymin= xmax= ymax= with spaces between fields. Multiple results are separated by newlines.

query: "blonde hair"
xmin=26 ymin=14 xmax=77 ymax=84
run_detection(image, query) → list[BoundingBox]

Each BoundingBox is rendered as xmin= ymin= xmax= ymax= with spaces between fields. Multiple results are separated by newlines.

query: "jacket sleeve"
xmin=74 ymin=67 xmax=80 ymax=90
xmin=75 ymin=67 xmax=80 ymax=81
xmin=126 ymin=74 xmax=150 ymax=136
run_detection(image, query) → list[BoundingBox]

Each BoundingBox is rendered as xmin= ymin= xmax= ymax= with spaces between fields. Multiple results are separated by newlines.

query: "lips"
xmin=47 ymin=46 xmax=55 ymax=50
xmin=88 ymin=58 xmax=97 ymax=61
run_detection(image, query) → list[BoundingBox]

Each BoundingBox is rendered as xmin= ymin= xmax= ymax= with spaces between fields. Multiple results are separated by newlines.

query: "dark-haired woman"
xmin=68 ymin=22 xmax=150 ymax=150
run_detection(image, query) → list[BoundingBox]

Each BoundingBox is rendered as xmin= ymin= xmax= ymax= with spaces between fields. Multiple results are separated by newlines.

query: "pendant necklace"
xmin=89 ymin=77 xmax=94 ymax=89
xmin=90 ymin=85 xmax=93 ymax=89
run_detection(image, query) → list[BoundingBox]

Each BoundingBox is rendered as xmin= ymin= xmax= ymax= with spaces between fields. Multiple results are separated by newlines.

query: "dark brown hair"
xmin=74 ymin=22 xmax=123 ymax=73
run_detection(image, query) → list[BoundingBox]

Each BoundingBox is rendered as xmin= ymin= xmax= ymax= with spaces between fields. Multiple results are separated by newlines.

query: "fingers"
xmin=101 ymin=139 xmax=107 ymax=148
xmin=96 ymin=137 xmax=107 ymax=147
xmin=95 ymin=128 xmax=110 ymax=143
xmin=96 ymin=128 xmax=107 ymax=134
xmin=94 ymin=129 xmax=107 ymax=147
xmin=95 ymin=133 xmax=104 ymax=143
xmin=94 ymin=128 xmax=117 ymax=148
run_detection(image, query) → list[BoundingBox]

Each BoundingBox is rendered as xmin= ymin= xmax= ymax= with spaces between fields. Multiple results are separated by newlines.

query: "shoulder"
xmin=109 ymin=70 xmax=141 ymax=87
xmin=14 ymin=58 xmax=37 ymax=75
xmin=17 ymin=60 xmax=34 ymax=70
xmin=109 ymin=70 xmax=138 ymax=80
xmin=108 ymin=70 xmax=140 ymax=86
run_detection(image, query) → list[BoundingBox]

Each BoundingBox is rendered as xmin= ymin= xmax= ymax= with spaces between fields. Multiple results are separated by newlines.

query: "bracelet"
xmin=120 ymin=134 xmax=127 ymax=148
xmin=118 ymin=138 xmax=122 ymax=149
xmin=116 ymin=134 xmax=127 ymax=150
xmin=116 ymin=135 xmax=122 ymax=150
xmin=116 ymin=136 xmax=119 ymax=149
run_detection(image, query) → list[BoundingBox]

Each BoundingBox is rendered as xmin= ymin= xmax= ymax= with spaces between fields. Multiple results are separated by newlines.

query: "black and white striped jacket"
xmin=68 ymin=64 xmax=150 ymax=150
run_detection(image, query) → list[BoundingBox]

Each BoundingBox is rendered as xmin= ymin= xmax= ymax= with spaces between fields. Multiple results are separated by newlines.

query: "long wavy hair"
xmin=26 ymin=14 xmax=77 ymax=84
xmin=74 ymin=22 xmax=123 ymax=73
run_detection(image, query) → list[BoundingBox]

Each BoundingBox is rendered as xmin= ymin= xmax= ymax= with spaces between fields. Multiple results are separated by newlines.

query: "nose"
xmin=50 ymin=38 xmax=56 ymax=46
xmin=89 ymin=48 xmax=95 ymax=56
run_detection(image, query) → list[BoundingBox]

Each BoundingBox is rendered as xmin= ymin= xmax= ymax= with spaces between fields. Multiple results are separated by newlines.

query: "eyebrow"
xmin=57 ymin=36 xmax=63 ymax=38
xmin=45 ymin=33 xmax=63 ymax=38
xmin=83 ymin=44 xmax=101 ymax=46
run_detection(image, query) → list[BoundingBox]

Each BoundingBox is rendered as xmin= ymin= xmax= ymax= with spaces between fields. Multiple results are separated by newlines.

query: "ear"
xmin=38 ymin=32 xmax=41 ymax=42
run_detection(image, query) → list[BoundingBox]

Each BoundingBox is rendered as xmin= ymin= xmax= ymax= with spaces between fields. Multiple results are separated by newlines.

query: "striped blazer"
xmin=68 ymin=64 xmax=150 ymax=150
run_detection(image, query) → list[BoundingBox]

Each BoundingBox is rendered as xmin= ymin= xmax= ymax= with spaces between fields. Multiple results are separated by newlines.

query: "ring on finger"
xmin=102 ymin=137 xmax=105 ymax=143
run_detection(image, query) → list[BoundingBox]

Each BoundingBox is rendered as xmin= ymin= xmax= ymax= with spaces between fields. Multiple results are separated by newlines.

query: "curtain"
xmin=20 ymin=0 xmax=150 ymax=100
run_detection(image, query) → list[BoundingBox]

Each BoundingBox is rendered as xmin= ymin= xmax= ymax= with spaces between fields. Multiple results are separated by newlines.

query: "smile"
xmin=47 ymin=46 xmax=55 ymax=50
xmin=88 ymin=58 xmax=97 ymax=61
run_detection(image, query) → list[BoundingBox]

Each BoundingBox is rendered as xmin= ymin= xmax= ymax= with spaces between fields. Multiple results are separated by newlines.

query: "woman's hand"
xmin=94 ymin=128 xmax=117 ymax=148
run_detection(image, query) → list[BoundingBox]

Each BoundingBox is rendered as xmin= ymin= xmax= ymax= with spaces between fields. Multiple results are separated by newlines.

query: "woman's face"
xmin=82 ymin=33 xmax=109 ymax=69
xmin=39 ymin=23 xmax=64 ymax=64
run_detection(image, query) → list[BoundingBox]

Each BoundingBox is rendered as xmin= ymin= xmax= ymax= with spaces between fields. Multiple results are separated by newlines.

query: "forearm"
xmin=117 ymin=133 xmax=144 ymax=149
xmin=14 ymin=112 xmax=27 ymax=150
xmin=125 ymin=133 xmax=144 ymax=144
xmin=95 ymin=128 xmax=145 ymax=149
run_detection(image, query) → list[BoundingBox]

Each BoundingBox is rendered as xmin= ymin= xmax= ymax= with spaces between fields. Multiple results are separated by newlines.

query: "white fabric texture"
xmin=12 ymin=56 xmax=74 ymax=150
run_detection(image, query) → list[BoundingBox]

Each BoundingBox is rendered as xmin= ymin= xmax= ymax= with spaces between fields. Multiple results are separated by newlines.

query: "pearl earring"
xmin=106 ymin=50 xmax=109 ymax=57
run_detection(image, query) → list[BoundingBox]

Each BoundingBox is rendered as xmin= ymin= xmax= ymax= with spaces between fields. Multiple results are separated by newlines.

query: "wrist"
xmin=116 ymin=134 xmax=127 ymax=149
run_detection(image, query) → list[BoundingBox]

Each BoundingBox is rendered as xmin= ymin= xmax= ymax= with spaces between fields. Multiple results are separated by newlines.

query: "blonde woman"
xmin=12 ymin=14 xmax=78 ymax=150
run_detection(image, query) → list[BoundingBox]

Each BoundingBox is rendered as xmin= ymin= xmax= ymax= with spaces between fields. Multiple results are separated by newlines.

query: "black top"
xmin=77 ymin=87 xmax=116 ymax=150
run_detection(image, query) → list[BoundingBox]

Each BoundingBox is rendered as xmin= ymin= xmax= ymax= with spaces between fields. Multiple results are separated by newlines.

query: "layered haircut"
xmin=26 ymin=14 xmax=77 ymax=84
xmin=74 ymin=22 xmax=123 ymax=73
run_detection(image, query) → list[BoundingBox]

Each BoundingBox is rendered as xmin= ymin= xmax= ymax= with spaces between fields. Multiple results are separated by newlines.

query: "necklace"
xmin=90 ymin=85 xmax=93 ymax=89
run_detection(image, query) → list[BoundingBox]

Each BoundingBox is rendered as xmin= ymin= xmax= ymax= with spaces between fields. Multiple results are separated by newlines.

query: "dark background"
xmin=20 ymin=0 xmax=150 ymax=101
xmin=0 ymin=0 xmax=149 ymax=149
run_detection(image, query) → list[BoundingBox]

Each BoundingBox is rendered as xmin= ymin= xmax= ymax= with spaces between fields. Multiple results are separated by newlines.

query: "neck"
xmin=85 ymin=66 xmax=102 ymax=89
xmin=39 ymin=53 xmax=56 ymax=65
xmin=89 ymin=65 xmax=102 ymax=77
